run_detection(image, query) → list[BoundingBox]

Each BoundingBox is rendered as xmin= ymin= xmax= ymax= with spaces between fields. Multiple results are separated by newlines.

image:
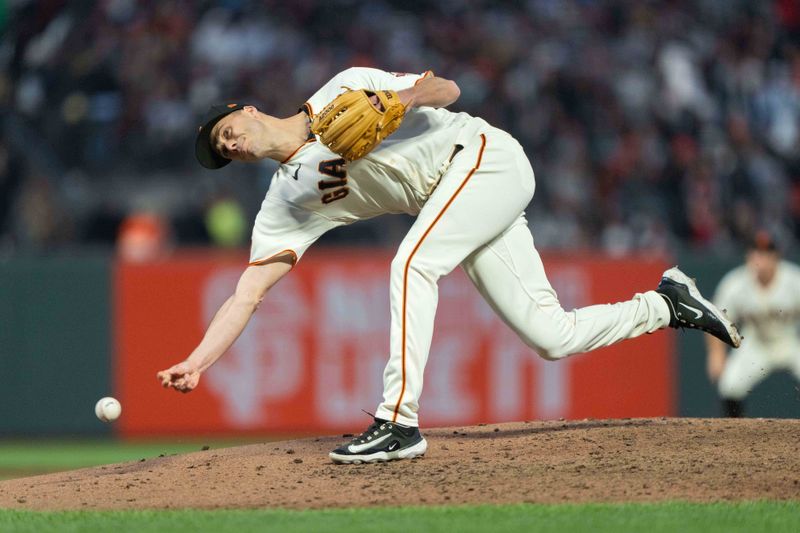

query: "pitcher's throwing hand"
xmin=157 ymin=361 xmax=201 ymax=393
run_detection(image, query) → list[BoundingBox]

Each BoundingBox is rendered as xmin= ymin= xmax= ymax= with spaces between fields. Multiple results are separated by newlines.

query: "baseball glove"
xmin=311 ymin=89 xmax=406 ymax=161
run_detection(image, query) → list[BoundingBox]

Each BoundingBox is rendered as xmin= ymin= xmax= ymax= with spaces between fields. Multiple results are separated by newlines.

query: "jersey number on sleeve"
xmin=318 ymin=158 xmax=349 ymax=204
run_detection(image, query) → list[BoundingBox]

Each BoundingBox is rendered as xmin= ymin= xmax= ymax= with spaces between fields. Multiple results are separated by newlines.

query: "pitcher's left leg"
xmin=374 ymin=132 xmax=535 ymax=427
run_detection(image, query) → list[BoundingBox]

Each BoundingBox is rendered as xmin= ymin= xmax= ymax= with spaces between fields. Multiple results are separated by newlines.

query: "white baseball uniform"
xmin=250 ymin=67 xmax=671 ymax=426
xmin=713 ymin=261 xmax=800 ymax=400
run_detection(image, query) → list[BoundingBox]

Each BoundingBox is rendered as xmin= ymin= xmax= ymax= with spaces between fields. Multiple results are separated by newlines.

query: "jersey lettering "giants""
xmin=318 ymin=158 xmax=349 ymax=204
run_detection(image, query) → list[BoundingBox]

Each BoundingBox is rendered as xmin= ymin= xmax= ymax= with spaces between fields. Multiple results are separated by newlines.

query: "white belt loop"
xmin=426 ymin=143 xmax=465 ymax=197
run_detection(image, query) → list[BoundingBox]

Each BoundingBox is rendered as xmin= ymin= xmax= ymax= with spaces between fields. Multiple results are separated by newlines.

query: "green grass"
xmin=0 ymin=501 xmax=798 ymax=533
xmin=0 ymin=439 xmax=258 ymax=480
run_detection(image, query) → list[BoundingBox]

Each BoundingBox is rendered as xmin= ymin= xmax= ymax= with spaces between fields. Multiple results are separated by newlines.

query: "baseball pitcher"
xmin=157 ymin=67 xmax=741 ymax=463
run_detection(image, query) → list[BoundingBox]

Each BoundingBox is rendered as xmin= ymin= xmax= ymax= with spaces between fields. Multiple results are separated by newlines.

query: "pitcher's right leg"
xmin=461 ymin=216 xmax=671 ymax=360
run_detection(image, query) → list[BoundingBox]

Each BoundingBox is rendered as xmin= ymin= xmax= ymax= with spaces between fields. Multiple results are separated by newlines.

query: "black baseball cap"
xmin=748 ymin=229 xmax=779 ymax=252
xmin=195 ymin=103 xmax=248 ymax=169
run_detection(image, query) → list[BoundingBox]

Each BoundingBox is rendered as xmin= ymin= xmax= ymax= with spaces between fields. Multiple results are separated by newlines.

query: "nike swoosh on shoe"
xmin=678 ymin=302 xmax=703 ymax=319
xmin=347 ymin=433 xmax=391 ymax=454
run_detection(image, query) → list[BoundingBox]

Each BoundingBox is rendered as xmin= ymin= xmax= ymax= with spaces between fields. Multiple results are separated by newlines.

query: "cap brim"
xmin=195 ymin=104 xmax=248 ymax=169
xmin=747 ymin=229 xmax=779 ymax=252
xmin=195 ymin=115 xmax=232 ymax=169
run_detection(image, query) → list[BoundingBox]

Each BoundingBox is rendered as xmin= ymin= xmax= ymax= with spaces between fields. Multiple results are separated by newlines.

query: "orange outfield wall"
xmin=114 ymin=249 xmax=674 ymax=437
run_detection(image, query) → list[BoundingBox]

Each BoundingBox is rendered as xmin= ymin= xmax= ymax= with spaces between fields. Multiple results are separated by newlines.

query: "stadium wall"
xmin=0 ymin=255 xmax=112 ymax=436
xmin=0 ymin=250 xmax=794 ymax=437
xmin=114 ymin=249 xmax=672 ymax=436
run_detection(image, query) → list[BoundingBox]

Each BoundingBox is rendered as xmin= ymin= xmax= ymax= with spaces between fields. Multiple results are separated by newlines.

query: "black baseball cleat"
xmin=656 ymin=266 xmax=742 ymax=348
xmin=329 ymin=417 xmax=427 ymax=464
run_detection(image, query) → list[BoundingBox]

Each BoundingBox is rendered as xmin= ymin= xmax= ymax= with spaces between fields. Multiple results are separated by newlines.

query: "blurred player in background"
xmin=706 ymin=231 xmax=800 ymax=417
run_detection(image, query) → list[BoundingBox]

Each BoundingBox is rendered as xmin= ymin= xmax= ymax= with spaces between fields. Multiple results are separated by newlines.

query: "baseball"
xmin=95 ymin=397 xmax=122 ymax=422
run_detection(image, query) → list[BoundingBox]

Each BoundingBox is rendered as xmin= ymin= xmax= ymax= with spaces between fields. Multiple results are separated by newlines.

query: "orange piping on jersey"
xmin=414 ymin=71 xmax=434 ymax=85
xmin=391 ymin=133 xmax=486 ymax=423
xmin=249 ymin=249 xmax=298 ymax=267
xmin=302 ymin=102 xmax=314 ymax=118
xmin=280 ymin=139 xmax=315 ymax=165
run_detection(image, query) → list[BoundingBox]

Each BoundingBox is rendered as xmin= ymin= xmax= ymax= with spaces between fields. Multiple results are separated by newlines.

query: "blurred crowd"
xmin=1 ymin=0 xmax=799 ymax=256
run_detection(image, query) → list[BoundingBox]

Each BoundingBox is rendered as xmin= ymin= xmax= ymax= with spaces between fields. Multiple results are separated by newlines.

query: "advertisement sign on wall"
xmin=115 ymin=249 xmax=673 ymax=436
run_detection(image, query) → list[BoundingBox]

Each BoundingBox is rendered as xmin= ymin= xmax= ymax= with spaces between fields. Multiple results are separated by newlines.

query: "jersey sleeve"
xmin=304 ymin=67 xmax=433 ymax=118
xmin=249 ymin=197 xmax=341 ymax=265
xmin=713 ymin=270 xmax=741 ymax=323
xmin=784 ymin=263 xmax=800 ymax=313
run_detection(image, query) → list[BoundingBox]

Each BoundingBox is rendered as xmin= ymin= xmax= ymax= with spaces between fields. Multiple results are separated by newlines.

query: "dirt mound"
xmin=1 ymin=418 xmax=799 ymax=510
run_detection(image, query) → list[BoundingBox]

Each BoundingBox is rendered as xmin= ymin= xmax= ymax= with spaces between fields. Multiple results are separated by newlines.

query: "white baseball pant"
xmin=374 ymin=128 xmax=671 ymax=426
xmin=718 ymin=341 xmax=800 ymax=400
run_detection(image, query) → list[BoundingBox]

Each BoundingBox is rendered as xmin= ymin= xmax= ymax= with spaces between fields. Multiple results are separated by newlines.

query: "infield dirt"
xmin=1 ymin=418 xmax=798 ymax=510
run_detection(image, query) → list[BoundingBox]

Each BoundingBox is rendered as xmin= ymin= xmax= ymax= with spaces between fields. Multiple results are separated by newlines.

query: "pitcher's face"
xmin=211 ymin=106 xmax=268 ymax=162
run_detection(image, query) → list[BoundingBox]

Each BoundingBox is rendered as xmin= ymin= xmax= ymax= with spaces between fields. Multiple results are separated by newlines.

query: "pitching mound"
xmin=1 ymin=418 xmax=799 ymax=510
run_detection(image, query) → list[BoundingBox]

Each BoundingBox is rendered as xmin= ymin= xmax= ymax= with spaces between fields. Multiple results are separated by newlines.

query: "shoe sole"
xmin=329 ymin=438 xmax=428 ymax=464
xmin=663 ymin=267 xmax=742 ymax=348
